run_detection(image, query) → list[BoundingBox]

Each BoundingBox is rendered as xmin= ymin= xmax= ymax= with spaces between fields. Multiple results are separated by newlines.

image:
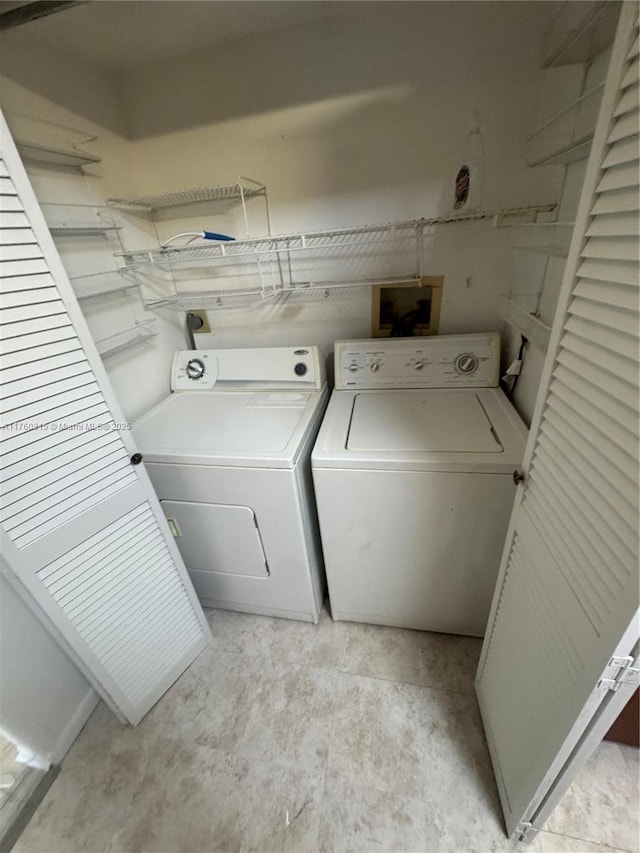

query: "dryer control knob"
xmin=455 ymin=353 xmax=478 ymax=374
xmin=186 ymin=358 xmax=206 ymax=380
xmin=370 ymin=362 xmax=380 ymax=372
xmin=414 ymin=361 xmax=425 ymax=370
xmin=294 ymin=362 xmax=308 ymax=376
xmin=347 ymin=364 xmax=359 ymax=372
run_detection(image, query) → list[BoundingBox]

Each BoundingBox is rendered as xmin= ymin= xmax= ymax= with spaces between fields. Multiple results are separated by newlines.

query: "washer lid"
xmin=347 ymin=391 xmax=502 ymax=453
xmin=133 ymin=388 xmax=327 ymax=468
xmin=312 ymin=387 xmax=527 ymax=474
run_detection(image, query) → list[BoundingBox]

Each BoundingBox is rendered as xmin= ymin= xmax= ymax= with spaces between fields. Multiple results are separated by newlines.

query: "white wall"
xmin=0 ymin=575 xmax=97 ymax=766
xmin=115 ymin=1 xmax=561 ymax=362
xmin=1 ymin=3 xmax=565 ymax=390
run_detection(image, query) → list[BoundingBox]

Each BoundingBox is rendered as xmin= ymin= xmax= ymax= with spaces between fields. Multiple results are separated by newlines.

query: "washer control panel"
xmin=172 ymin=351 xmax=220 ymax=390
xmin=335 ymin=333 xmax=500 ymax=390
xmin=171 ymin=347 xmax=326 ymax=391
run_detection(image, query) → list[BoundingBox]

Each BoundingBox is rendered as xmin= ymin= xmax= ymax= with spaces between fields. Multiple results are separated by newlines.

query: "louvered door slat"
xmin=0 ymin=336 xmax=83 ymax=370
xmin=585 ymin=211 xmax=639 ymax=236
xmin=545 ymin=390 xmax=637 ymax=477
xmin=553 ymin=363 xmax=637 ymax=427
xmin=573 ymin=276 xmax=638 ymax=307
xmin=0 ymin=211 xmax=29 ymax=228
xmin=0 ymin=380 xmax=100 ymax=426
xmin=1 ymin=364 xmax=94 ymax=401
xmin=581 ymin=235 xmax=639 ymax=260
xmin=595 ymin=161 xmax=640 ymax=192
xmin=614 ymin=82 xmax=639 ymax=115
xmin=591 ymin=186 xmax=639 ymax=214
xmin=0 ymin=402 xmax=108 ymax=461
xmin=0 ymin=228 xmax=37 ymax=246
xmin=569 ymin=293 xmax=638 ymax=334
xmin=562 ymin=331 xmax=638 ymax=385
xmin=38 ymin=504 xmax=150 ymax=582
xmin=577 ymin=257 xmax=638 ymax=285
xmin=0 ymin=314 xmax=72 ymax=347
xmin=538 ymin=421 xmax=638 ymax=536
xmin=548 ymin=376 xmax=638 ymax=461
xmin=0 ymin=285 xmax=60 ymax=309
xmin=1 ymin=299 xmax=68 ymax=325
xmin=1 ymin=433 xmax=119 ymax=502
xmin=536 ymin=425 xmax=637 ymax=555
xmin=0 ymin=272 xmax=59 ymax=294
xmin=478 ymin=13 xmax=640 ymax=836
xmin=602 ymin=135 xmax=640 ymax=168
xmin=609 ymin=110 xmax=640 ymax=142
xmin=52 ymin=532 xmax=162 ymax=602
xmin=1 ymin=349 xmax=86 ymax=386
xmin=0 ymin=242 xmax=44 ymax=262
xmin=621 ymin=53 xmax=639 ymax=86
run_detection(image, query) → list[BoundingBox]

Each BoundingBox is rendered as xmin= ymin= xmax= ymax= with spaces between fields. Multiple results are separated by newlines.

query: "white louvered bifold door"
xmin=476 ymin=5 xmax=639 ymax=841
xmin=0 ymin=110 xmax=210 ymax=725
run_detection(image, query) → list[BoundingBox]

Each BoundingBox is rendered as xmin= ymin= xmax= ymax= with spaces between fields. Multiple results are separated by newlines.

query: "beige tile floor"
xmin=14 ymin=607 xmax=639 ymax=853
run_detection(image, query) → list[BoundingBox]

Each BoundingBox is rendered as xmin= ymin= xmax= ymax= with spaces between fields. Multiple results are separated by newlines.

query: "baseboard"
xmin=50 ymin=688 xmax=99 ymax=765
xmin=0 ymin=766 xmax=58 ymax=853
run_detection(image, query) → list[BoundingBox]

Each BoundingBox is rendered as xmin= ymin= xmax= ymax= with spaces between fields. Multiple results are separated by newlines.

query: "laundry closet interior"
xmin=0 ymin=1 xmax=638 ymax=851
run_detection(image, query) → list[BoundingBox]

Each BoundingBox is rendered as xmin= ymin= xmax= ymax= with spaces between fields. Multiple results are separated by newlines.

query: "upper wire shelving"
xmin=70 ymin=269 xmax=139 ymax=299
xmin=95 ymin=319 xmax=157 ymax=359
xmin=8 ymin=113 xmax=101 ymax=168
xmin=41 ymin=203 xmax=123 ymax=238
xmin=541 ymin=1 xmax=622 ymax=68
xmin=115 ymin=204 xmax=557 ymax=311
xmin=109 ymin=177 xmax=270 ymax=237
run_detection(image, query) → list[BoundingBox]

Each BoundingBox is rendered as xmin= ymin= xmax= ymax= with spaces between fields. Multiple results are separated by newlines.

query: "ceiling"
xmin=15 ymin=1 xmax=347 ymax=69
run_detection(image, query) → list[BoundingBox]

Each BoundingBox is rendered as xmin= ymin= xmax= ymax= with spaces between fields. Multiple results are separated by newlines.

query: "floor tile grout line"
xmin=206 ymin=640 xmax=479 ymax=698
xmin=540 ymin=828 xmax=636 ymax=853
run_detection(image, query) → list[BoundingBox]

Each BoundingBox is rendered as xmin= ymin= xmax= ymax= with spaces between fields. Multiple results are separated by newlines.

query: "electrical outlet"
xmin=187 ymin=310 xmax=211 ymax=333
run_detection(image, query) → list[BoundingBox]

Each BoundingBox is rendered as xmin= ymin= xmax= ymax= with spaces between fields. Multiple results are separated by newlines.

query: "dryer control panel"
xmin=335 ymin=333 xmax=500 ymax=390
xmin=171 ymin=347 xmax=326 ymax=391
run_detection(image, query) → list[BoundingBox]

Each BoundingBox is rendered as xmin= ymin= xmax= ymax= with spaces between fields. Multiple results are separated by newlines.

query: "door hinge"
xmin=515 ymin=821 xmax=534 ymax=841
xmin=598 ymin=656 xmax=640 ymax=692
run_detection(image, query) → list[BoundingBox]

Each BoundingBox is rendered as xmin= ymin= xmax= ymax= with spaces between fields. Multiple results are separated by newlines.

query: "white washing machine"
xmin=134 ymin=347 xmax=328 ymax=623
xmin=311 ymin=333 xmax=527 ymax=636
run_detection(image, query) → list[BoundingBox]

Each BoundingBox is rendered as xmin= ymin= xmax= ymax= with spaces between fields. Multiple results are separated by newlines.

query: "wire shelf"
xmin=513 ymin=244 xmax=570 ymax=259
xmin=70 ymin=270 xmax=139 ymax=299
xmin=528 ymin=134 xmax=594 ymax=168
xmin=145 ymin=274 xmax=428 ymax=311
xmin=7 ymin=113 xmax=100 ymax=168
xmin=49 ymin=222 xmax=122 ymax=236
xmin=109 ymin=180 xmax=266 ymax=212
xmin=95 ymin=320 xmax=156 ymax=359
xmin=501 ymin=297 xmax=552 ymax=353
xmin=541 ymin=0 xmax=621 ymax=68
xmin=119 ymin=205 xmax=557 ymax=268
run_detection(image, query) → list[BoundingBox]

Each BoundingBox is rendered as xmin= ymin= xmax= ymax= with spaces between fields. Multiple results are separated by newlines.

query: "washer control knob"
xmin=455 ymin=353 xmax=478 ymax=374
xmin=294 ymin=362 xmax=308 ymax=376
xmin=414 ymin=361 xmax=425 ymax=370
xmin=186 ymin=358 xmax=205 ymax=380
xmin=370 ymin=362 xmax=380 ymax=372
xmin=347 ymin=363 xmax=359 ymax=372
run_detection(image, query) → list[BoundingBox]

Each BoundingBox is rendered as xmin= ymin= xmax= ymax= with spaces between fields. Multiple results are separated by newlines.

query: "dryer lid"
xmin=133 ymin=388 xmax=326 ymax=468
xmin=347 ymin=391 xmax=503 ymax=453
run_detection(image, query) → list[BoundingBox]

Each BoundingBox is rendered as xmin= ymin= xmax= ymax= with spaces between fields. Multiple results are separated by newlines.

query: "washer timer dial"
xmin=454 ymin=353 xmax=478 ymax=375
xmin=186 ymin=358 xmax=206 ymax=380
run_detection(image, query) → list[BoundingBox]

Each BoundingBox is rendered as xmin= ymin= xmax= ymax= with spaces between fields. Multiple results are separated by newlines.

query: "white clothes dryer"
xmin=134 ymin=347 xmax=328 ymax=623
xmin=311 ymin=333 xmax=527 ymax=636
